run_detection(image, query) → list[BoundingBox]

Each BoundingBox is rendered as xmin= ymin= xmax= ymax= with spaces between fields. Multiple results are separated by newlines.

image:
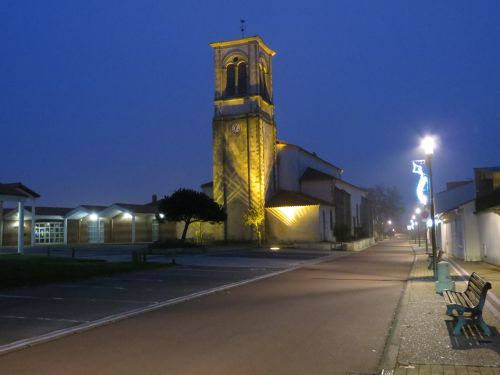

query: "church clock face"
xmin=231 ymin=123 xmax=241 ymax=134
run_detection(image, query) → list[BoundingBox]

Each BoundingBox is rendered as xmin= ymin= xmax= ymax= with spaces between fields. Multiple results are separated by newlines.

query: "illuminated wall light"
xmin=270 ymin=247 xmax=280 ymax=251
xmin=267 ymin=205 xmax=315 ymax=226
xmin=279 ymin=207 xmax=298 ymax=222
xmin=89 ymin=213 xmax=98 ymax=221
xmin=123 ymin=213 xmax=133 ymax=219
xmin=158 ymin=213 xmax=165 ymax=219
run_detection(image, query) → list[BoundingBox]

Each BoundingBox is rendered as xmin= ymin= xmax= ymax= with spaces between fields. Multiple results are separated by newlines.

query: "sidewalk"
xmin=382 ymin=245 xmax=500 ymax=375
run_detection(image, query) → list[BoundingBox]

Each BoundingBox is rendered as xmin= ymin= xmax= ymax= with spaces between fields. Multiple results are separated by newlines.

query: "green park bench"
xmin=443 ymin=272 xmax=492 ymax=336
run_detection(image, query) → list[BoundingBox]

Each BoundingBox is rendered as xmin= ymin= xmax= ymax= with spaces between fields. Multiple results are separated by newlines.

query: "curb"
xmin=377 ymin=243 xmax=417 ymax=372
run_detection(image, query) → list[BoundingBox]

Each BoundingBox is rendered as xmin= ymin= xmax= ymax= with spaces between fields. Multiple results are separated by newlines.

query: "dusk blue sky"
xmin=2 ymin=1 xmax=499 ymax=221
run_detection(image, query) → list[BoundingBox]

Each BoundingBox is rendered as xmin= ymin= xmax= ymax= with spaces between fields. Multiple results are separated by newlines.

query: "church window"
xmin=226 ymin=64 xmax=236 ymax=97
xmin=225 ymin=57 xmax=248 ymax=98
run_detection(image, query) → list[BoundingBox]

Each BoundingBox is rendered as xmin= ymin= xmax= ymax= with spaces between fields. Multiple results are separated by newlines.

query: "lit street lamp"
xmin=422 ymin=136 xmax=438 ymax=277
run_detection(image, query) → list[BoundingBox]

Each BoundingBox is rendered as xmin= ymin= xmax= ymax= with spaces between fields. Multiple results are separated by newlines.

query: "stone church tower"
xmin=209 ymin=36 xmax=277 ymax=240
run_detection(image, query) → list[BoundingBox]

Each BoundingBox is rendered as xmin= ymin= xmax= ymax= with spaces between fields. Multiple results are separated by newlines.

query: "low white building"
xmin=436 ymin=167 xmax=500 ymax=266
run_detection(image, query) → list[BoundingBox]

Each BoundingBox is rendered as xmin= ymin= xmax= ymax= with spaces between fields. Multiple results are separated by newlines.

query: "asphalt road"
xmin=0 ymin=240 xmax=413 ymax=375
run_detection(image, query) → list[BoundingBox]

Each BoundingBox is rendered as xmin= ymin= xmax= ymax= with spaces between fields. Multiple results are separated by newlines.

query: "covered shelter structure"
xmin=0 ymin=182 xmax=40 ymax=254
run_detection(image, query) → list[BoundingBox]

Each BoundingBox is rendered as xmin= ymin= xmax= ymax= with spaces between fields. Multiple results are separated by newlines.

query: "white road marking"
xmin=0 ymin=316 xmax=85 ymax=323
xmin=0 ymin=253 xmax=339 ymax=355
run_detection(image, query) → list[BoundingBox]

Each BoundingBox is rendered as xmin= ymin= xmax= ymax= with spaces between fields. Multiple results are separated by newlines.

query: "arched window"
xmin=259 ymin=63 xmax=270 ymax=102
xmin=225 ymin=56 xmax=248 ymax=98
xmin=226 ymin=64 xmax=236 ymax=97
xmin=237 ymin=62 xmax=247 ymax=96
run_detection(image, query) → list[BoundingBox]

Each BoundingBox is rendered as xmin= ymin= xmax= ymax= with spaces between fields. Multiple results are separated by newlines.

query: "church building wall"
xmin=276 ymin=142 xmax=342 ymax=193
xmin=266 ymin=205 xmax=321 ymax=242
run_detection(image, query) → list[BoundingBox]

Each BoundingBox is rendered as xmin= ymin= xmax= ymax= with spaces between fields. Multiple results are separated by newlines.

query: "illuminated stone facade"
xmin=210 ymin=37 xmax=277 ymax=240
xmin=209 ymin=36 xmax=372 ymax=243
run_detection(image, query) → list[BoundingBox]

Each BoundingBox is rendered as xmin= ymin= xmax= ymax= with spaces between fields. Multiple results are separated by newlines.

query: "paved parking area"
xmin=0 ymin=248 xmax=347 ymax=352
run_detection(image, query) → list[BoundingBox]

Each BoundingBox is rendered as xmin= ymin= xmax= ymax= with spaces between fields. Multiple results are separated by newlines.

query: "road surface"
xmin=0 ymin=240 xmax=413 ymax=375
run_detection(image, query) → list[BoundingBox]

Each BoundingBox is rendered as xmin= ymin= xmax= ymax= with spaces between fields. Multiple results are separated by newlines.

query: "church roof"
xmin=209 ymin=36 xmax=276 ymax=56
xmin=276 ymin=140 xmax=343 ymax=174
xmin=266 ymin=190 xmax=333 ymax=208
xmin=300 ymin=168 xmax=335 ymax=181
xmin=299 ymin=167 xmax=368 ymax=193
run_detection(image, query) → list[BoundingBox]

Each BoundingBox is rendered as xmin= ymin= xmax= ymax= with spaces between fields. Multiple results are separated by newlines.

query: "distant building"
xmin=208 ymin=36 xmax=372 ymax=243
xmin=0 ymin=196 xmax=176 ymax=248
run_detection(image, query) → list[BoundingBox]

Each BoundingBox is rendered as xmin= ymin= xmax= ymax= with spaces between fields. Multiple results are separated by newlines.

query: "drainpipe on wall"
xmin=64 ymin=218 xmax=68 ymax=244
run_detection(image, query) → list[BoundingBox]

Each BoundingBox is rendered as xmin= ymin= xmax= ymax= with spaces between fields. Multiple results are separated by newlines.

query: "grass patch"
xmin=0 ymin=254 xmax=171 ymax=289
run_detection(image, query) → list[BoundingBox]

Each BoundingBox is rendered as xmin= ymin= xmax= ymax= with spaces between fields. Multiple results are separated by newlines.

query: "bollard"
xmin=435 ymin=261 xmax=455 ymax=294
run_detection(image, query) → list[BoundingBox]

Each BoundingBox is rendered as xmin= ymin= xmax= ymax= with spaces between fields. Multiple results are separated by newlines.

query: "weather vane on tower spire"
xmin=240 ymin=19 xmax=245 ymax=37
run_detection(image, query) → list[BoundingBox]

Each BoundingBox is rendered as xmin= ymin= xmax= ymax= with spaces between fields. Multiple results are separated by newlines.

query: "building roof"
xmin=299 ymin=167 xmax=368 ymax=193
xmin=3 ymin=206 xmax=72 ymax=219
xmin=0 ymin=183 xmax=40 ymax=199
xmin=474 ymin=166 xmax=500 ymax=172
xmin=114 ymin=202 xmax=157 ymax=214
xmin=276 ymin=140 xmax=343 ymax=174
xmin=266 ymin=190 xmax=333 ymax=208
xmin=27 ymin=206 xmax=72 ymax=216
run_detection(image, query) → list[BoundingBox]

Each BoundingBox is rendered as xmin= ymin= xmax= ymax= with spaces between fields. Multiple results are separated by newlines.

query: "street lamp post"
xmin=422 ymin=136 xmax=438 ymax=278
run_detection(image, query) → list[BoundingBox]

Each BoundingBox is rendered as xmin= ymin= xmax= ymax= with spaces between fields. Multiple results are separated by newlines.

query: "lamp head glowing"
xmin=89 ymin=213 xmax=98 ymax=221
xmin=415 ymin=207 xmax=421 ymax=215
xmin=421 ymin=136 xmax=435 ymax=155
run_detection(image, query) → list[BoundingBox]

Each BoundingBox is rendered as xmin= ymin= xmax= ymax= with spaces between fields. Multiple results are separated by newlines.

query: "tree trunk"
xmin=255 ymin=224 xmax=261 ymax=247
xmin=181 ymin=220 xmax=190 ymax=243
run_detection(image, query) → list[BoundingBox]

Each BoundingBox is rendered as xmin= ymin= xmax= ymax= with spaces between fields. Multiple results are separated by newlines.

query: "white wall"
xmin=440 ymin=201 xmax=481 ymax=262
xmin=477 ymin=211 xmax=500 ymax=266
xmin=462 ymin=201 xmax=481 ymax=261
xmin=335 ymin=180 xmax=366 ymax=234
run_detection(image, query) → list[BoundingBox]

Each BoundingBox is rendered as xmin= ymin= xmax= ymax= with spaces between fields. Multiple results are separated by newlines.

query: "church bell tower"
xmin=210 ymin=36 xmax=277 ymax=241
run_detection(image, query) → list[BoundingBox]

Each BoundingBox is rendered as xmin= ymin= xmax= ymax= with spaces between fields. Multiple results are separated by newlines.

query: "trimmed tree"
xmin=157 ymin=188 xmax=226 ymax=243
xmin=243 ymin=206 xmax=265 ymax=247
xmin=367 ymin=184 xmax=403 ymax=239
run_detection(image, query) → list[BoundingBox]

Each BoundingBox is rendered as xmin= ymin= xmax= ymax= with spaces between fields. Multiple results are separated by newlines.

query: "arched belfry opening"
xmin=259 ymin=61 xmax=270 ymax=103
xmin=210 ymin=36 xmax=277 ymax=241
xmin=224 ymin=56 xmax=248 ymax=98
